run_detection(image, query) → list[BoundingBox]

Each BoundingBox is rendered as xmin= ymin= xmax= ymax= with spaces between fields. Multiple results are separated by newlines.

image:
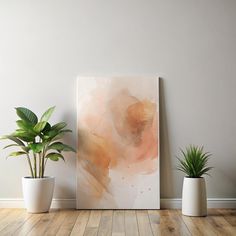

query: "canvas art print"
xmin=77 ymin=77 xmax=160 ymax=209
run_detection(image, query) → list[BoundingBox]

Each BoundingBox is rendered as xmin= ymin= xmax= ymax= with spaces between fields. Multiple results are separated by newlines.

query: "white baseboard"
xmin=0 ymin=198 xmax=76 ymax=209
xmin=160 ymin=198 xmax=236 ymax=209
xmin=0 ymin=198 xmax=235 ymax=209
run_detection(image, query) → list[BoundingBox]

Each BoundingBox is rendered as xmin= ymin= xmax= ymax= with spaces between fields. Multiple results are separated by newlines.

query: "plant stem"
xmin=44 ymin=157 xmax=48 ymax=176
xmin=41 ymin=152 xmax=45 ymax=178
xmin=41 ymin=144 xmax=48 ymax=178
xmin=26 ymin=154 xmax=34 ymax=178
xmin=33 ymin=153 xmax=37 ymax=178
xmin=39 ymin=153 xmax=42 ymax=178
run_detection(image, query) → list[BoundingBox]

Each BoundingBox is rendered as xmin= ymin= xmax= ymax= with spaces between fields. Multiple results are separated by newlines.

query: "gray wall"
xmin=0 ymin=0 xmax=235 ymax=200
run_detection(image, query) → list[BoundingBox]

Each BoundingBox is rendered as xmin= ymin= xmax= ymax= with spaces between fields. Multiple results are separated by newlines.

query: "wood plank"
xmin=112 ymin=210 xmax=125 ymax=236
xmin=0 ymin=210 xmax=32 ymax=235
xmin=0 ymin=208 xmax=12 ymax=217
xmin=84 ymin=210 xmax=102 ymax=236
xmin=44 ymin=210 xmax=67 ymax=236
xmin=158 ymin=209 xmax=184 ymax=236
xmin=86 ymin=210 xmax=102 ymax=227
xmin=136 ymin=210 xmax=153 ymax=236
xmin=178 ymin=210 xmax=202 ymax=236
xmin=0 ymin=208 xmax=235 ymax=236
xmin=171 ymin=210 xmax=191 ymax=236
xmin=98 ymin=210 xmax=113 ymax=236
xmin=212 ymin=209 xmax=236 ymax=235
xmin=0 ymin=209 xmax=23 ymax=232
xmin=219 ymin=209 xmax=236 ymax=227
xmin=148 ymin=210 xmax=161 ymax=235
xmin=70 ymin=210 xmax=90 ymax=236
xmin=27 ymin=210 xmax=58 ymax=236
xmin=55 ymin=210 xmax=79 ymax=236
xmin=14 ymin=213 xmax=44 ymax=236
xmin=124 ymin=210 xmax=139 ymax=236
xmin=189 ymin=214 xmax=218 ymax=236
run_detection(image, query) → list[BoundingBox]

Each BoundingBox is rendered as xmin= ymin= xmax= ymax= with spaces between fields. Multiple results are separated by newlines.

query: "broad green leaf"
xmin=51 ymin=122 xmax=67 ymax=131
xmin=48 ymin=142 xmax=65 ymax=151
xmin=8 ymin=151 xmax=27 ymax=157
xmin=42 ymin=122 xmax=51 ymax=133
xmin=16 ymin=120 xmax=37 ymax=136
xmin=40 ymin=106 xmax=55 ymax=122
xmin=15 ymin=107 xmax=38 ymax=125
xmin=16 ymin=120 xmax=32 ymax=130
xmin=48 ymin=142 xmax=76 ymax=152
xmin=61 ymin=144 xmax=76 ymax=152
xmin=43 ymin=130 xmax=60 ymax=140
xmin=46 ymin=152 xmax=64 ymax=161
xmin=50 ymin=133 xmax=64 ymax=142
xmin=12 ymin=130 xmax=35 ymax=142
xmin=44 ymin=129 xmax=72 ymax=141
xmin=28 ymin=143 xmax=43 ymax=153
xmin=0 ymin=135 xmax=25 ymax=146
xmin=34 ymin=121 xmax=47 ymax=133
xmin=3 ymin=144 xmax=19 ymax=149
xmin=60 ymin=129 xmax=72 ymax=134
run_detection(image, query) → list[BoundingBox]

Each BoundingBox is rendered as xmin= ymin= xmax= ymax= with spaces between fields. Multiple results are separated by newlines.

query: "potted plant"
xmin=1 ymin=107 xmax=75 ymax=213
xmin=176 ymin=145 xmax=213 ymax=216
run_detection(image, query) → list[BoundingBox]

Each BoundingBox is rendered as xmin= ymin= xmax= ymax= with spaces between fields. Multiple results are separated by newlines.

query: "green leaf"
xmin=61 ymin=144 xmax=76 ymax=152
xmin=176 ymin=145 xmax=213 ymax=177
xmin=15 ymin=107 xmax=38 ymax=125
xmin=40 ymin=106 xmax=55 ymax=122
xmin=43 ymin=130 xmax=60 ymax=140
xmin=51 ymin=122 xmax=67 ymax=131
xmin=16 ymin=120 xmax=32 ymax=130
xmin=28 ymin=143 xmax=43 ymax=153
xmin=34 ymin=121 xmax=47 ymax=133
xmin=48 ymin=142 xmax=76 ymax=152
xmin=46 ymin=152 xmax=64 ymax=161
xmin=60 ymin=129 xmax=72 ymax=133
xmin=3 ymin=144 xmax=19 ymax=149
xmin=12 ymin=130 xmax=35 ymax=142
xmin=42 ymin=122 xmax=51 ymax=133
xmin=0 ymin=135 xmax=25 ymax=146
xmin=16 ymin=120 xmax=37 ymax=136
xmin=8 ymin=151 xmax=27 ymax=157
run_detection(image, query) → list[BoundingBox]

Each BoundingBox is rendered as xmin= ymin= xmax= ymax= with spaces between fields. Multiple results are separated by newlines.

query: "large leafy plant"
xmin=176 ymin=145 xmax=213 ymax=178
xmin=1 ymin=107 xmax=75 ymax=178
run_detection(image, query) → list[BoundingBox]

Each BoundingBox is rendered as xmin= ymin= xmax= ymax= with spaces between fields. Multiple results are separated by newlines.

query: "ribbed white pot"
xmin=22 ymin=176 xmax=55 ymax=213
xmin=182 ymin=177 xmax=207 ymax=216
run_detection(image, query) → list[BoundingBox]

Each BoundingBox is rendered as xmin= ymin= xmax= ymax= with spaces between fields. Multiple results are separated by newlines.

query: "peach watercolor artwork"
xmin=76 ymin=77 xmax=160 ymax=209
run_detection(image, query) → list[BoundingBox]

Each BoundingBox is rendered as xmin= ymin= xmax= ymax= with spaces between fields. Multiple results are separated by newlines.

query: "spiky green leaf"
xmin=176 ymin=145 xmax=213 ymax=178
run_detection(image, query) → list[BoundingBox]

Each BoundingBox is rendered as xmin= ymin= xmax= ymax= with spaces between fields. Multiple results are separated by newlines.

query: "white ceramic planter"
xmin=22 ymin=176 xmax=55 ymax=213
xmin=182 ymin=177 xmax=207 ymax=216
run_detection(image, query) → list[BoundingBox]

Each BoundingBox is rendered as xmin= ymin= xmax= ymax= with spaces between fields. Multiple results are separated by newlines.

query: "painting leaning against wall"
xmin=76 ymin=77 xmax=160 ymax=209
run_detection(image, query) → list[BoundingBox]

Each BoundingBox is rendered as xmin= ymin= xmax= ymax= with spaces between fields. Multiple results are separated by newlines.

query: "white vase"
xmin=22 ymin=176 xmax=55 ymax=213
xmin=182 ymin=177 xmax=207 ymax=216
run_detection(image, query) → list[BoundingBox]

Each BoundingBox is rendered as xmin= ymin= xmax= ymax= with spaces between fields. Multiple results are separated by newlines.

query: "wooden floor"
xmin=0 ymin=209 xmax=235 ymax=236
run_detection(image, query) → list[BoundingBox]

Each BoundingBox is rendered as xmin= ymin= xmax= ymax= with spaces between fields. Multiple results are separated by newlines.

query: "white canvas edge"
xmin=76 ymin=76 xmax=160 ymax=209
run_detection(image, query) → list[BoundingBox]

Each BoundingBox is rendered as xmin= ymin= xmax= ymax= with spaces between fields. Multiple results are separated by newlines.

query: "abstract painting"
xmin=76 ymin=77 xmax=160 ymax=209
